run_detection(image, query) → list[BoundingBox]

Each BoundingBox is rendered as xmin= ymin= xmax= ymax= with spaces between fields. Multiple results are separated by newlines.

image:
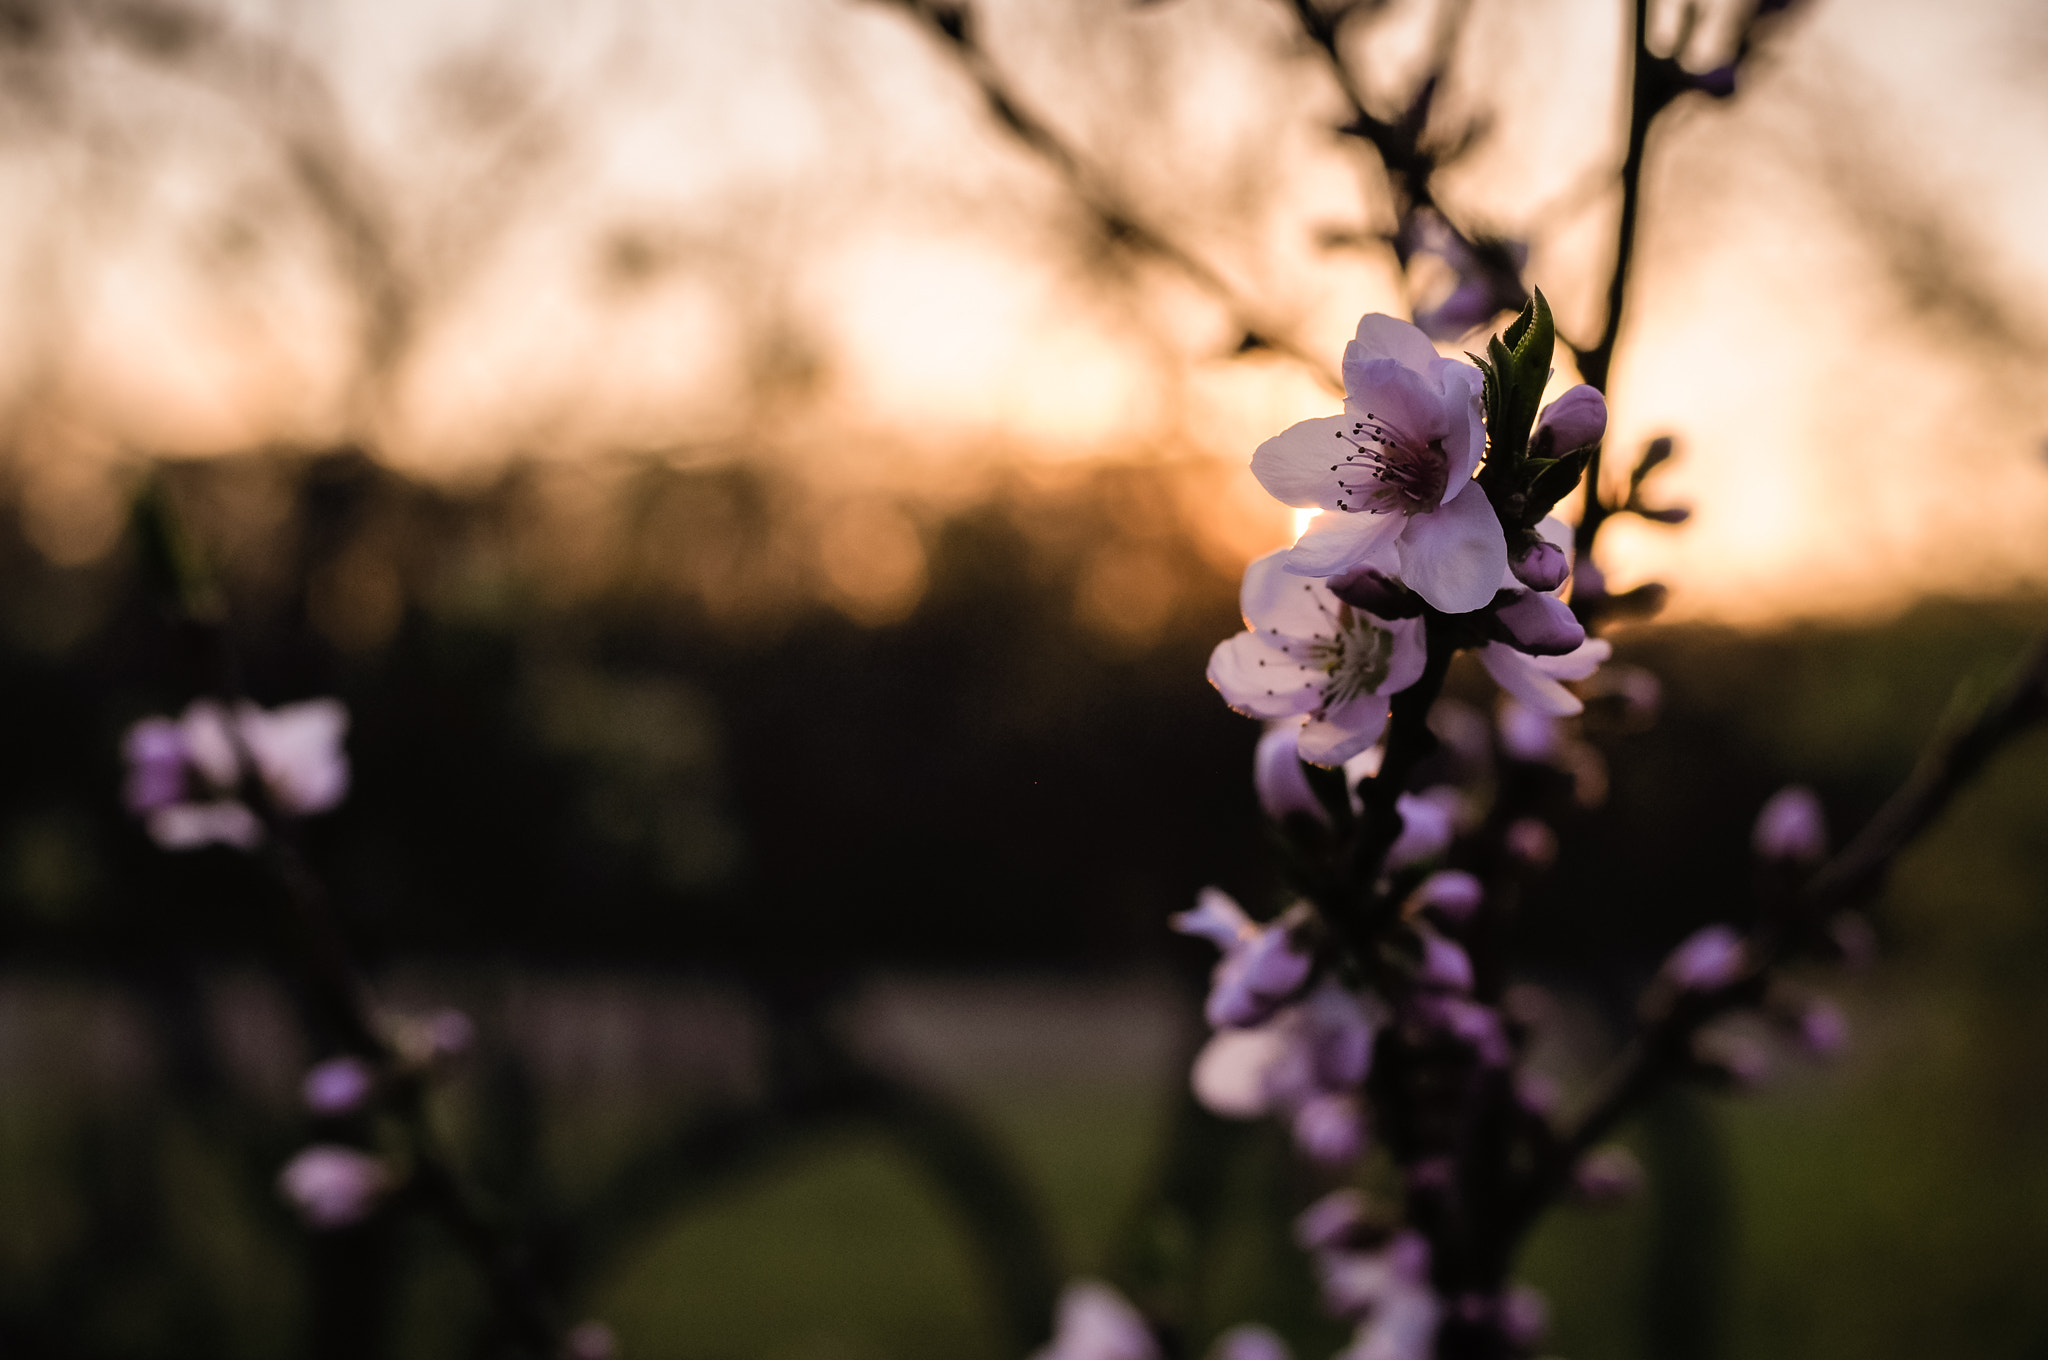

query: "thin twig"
xmin=1520 ymin=622 xmax=2048 ymax=1235
xmin=882 ymin=0 xmax=1342 ymax=391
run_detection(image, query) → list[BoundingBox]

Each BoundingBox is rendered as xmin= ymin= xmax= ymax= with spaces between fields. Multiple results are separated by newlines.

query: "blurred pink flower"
xmin=302 ymin=1056 xmax=377 ymax=1116
xmin=1253 ymin=722 xmax=1327 ymax=824
xmin=1173 ymin=889 xmax=1314 ymax=1029
xmin=1478 ymin=638 xmax=1611 ymax=718
xmin=122 ymin=697 xmax=350 ymax=850
xmin=1252 ymin=315 xmax=1504 ymax=614
xmin=1032 ymin=1282 xmax=1159 ymax=1360
xmin=278 ymin=1144 xmax=390 ymax=1229
xmin=1571 ymin=1145 xmax=1646 ymax=1204
xmin=1753 ymin=785 xmax=1828 ymax=864
xmin=1664 ymin=925 xmax=1746 ymax=992
xmin=1209 ymin=1324 xmax=1292 ymax=1360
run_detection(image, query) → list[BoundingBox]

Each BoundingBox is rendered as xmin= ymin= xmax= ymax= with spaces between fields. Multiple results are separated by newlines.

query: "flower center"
xmin=1305 ymin=603 xmax=1397 ymax=708
xmin=1329 ymin=414 xmax=1449 ymax=515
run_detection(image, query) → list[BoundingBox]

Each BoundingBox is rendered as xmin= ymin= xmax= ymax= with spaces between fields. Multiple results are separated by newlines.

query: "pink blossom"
xmin=1253 ymin=315 xmax=1505 ymax=614
xmin=1173 ymin=889 xmax=1314 ymax=1029
xmin=1210 ymin=552 xmax=1428 ymax=766
xmin=1410 ymin=870 xmax=1484 ymax=924
xmin=1295 ymin=1188 xmax=1372 ymax=1252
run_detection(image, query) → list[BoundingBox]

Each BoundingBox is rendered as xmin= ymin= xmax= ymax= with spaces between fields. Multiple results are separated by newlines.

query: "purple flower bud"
xmin=1040 ymin=1282 xmax=1160 ymax=1360
xmin=1292 ymin=1091 xmax=1367 ymax=1166
xmin=1514 ymin=1069 xmax=1559 ymax=1116
xmin=1501 ymin=1286 xmax=1549 ymax=1350
xmin=1797 ymin=998 xmax=1849 ymax=1057
xmin=1693 ymin=1028 xmax=1770 ymax=1087
xmin=1295 ymin=1188 xmax=1371 ymax=1252
xmin=1664 ymin=925 xmax=1746 ymax=991
xmin=302 ymin=1056 xmax=377 ymax=1116
xmin=1532 ymin=385 xmax=1607 ymax=454
xmin=1496 ymin=700 xmax=1558 ymax=762
xmin=1493 ymin=591 xmax=1586 ymax=657
xmin=1753 ymin=785 xmax=1828 ymax=864
xmin=1411 ymin=870 xmax=1483 ymax=924
xmin=122 ymin=718 xmax=188 ymax=814
xmin=563 ymin=1322 xmax=618 ymax=1360
xmin=278 ymin=1145 xmax=390 ymax=1229
xmin=1211 ymin=1324 xmax=1292 ymax=1360
xmin=1326 ymin=565 xmax=1423 ymax=619
xmin=1510 ymin=539 xmax=1570 ymax=593
xmin=1503 ymin=818 xmax=1557 ymax=871
xmin=1417 ymin=934 xmax=1474 ymax=993
xmin=423 ymin=1008 xmax=475 ymax=1061
xmin=1387 ymin=790 xmax=1459 ymax=869
xmin=1571 ymin=1145 xmax=1645 ymax=1203
xmin=1254 ymin=724 xmax=1328 ymax=825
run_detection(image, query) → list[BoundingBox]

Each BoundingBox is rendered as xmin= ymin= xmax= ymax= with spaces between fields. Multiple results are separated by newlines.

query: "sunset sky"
xmin=2 ymin=0 xmax=2046 ymax=621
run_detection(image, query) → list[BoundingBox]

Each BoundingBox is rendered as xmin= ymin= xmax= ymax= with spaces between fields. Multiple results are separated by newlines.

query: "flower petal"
xmin=1425 ymin=358 xmax=1486 ymax=491
xmin=1281 ymin=510 xmax=1402 ymax=579
xmin=1252 ymin=414 xmax=1355 ymax=510
xmin=1396 ymin=488 xmax=1507 ymax=614
xmin=1345 ymin=313 xmax=1440 ymax=376
xmin=1478 ymin=643 xmax=1582 ymax=716
xmin=1242 ymin=549 xmax=1338 ymax=632
xmin=1340 ymin=360 xmax=1454 ymax=447
xmin=1297 ymin=694 xmax=1390 ymax=767
xmin=1209 ymin=632 xmax=1323 ymax=719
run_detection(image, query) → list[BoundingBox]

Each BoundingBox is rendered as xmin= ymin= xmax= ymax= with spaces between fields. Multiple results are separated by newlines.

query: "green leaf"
xmin=1523 ymin=447 xmax=1592 ymax=524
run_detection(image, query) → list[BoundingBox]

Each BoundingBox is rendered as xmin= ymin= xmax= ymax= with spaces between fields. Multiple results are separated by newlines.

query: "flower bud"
xmin=1571 ymin=1145 xmax=1645 ymax=1204
xmin=1797 ymin=997 xmax=1849 ymax=1057
xmin=1210 ymin=1324 xmax=1291 ymax=1360
xmin=1292 ymin=1091 xmax=1367 ymax=1166
xmin=1693 ymin=1028 xmax=1770 ymax=1087
xmin=1496 ymin=700 xmax=1558 ymax=763
xmin=1254 ymin=724 xmax=1328 ymax=825
xmin=1663 ymin=925 xmax=1746 ymax=992
xmin=1387 ymin=790 xmax=1459 ymax=869
xmin=1532 ymin=385 xmax=1607 ymax=454
xmin=1326 ymin=565 xmax=1423 ymax=619
xmin=1294 ymin=1188 xmax=1372 ymax=1252
xmin=1509 ymin=539 xmax=1570 ymax=593
xmin=1493 ymin=590 xmax=1586 ymax=657
xmin=1502 ymin=1286 xmax=1549 ymax=1350
xmin=1410 ymin=870 xmax=1483 ymax=925
xmin=1416 ymin=934 xmax=1474 ymax=993
xmin=122 ymin=719 xmax=188 ymax=814
xmin=1753 ymin=785 xmax=1828 ymax=864
xmin=563 ymin=1322 xmax=618 ymax=1360
xmin=302 ymin=1056 xmax=377 ymax=1117
xmin=278 ymin=1145 xmax=391 ymax=1229
xmin=1503 ymin=817 xmax=1557 ymax=871
xmin=1514 ymin=1069 xmax=1559 ymax=1117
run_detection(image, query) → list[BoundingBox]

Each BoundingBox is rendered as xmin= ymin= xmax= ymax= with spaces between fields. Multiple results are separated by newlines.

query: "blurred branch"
xmin=877 ymin=0 xmax=1343 ymax=391
xmin=1520 ymin=622 xmax=2048 ymax=1234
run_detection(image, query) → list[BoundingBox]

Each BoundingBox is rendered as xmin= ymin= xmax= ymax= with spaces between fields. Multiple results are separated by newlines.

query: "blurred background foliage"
xmin=0 ymin=452 xmax=2042 ymax=1358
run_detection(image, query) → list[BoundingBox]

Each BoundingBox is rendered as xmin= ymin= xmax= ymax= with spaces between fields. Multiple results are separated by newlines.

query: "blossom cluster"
xmin=1208 ymin=304 xmax=1610 ymax=766
xmin=122 ymin=697 xmax=350 ymax=849
xmin=1030 ymin=301 xmax=1855 ymax=1360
